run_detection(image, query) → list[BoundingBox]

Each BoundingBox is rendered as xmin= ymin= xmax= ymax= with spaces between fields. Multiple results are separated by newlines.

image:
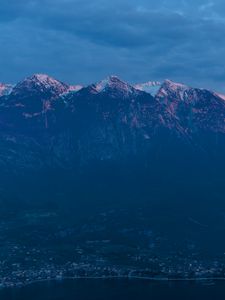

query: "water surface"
xmin=1 ymin=279 xmax=225 ymax=300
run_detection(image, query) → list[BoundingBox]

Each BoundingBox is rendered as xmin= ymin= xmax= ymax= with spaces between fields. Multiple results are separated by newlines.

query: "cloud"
xmin=0 ymin=0 xmax=225 ymax=93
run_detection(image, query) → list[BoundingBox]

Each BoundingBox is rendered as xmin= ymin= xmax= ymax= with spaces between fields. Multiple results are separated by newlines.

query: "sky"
xmin=1 ymin=0 xmax=225 ymax=92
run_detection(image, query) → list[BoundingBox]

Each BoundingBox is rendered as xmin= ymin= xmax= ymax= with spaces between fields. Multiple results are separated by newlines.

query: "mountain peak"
xmin=163 ymin=79 xmax=187 ymax=88
xmin=24 ymin=73 xmax=69 ymax=88
xmin=11 ymin=74 xmax=69 ymax=98
xmin=156 ymin=79 xmax=189 ymax=99
xmin=93 ymin=75 xmax=135 ymax=96
xmin=31 ymin=73 xmax=51 ymax=81
xmin=95 ymin=75 xmax=123 ymax=91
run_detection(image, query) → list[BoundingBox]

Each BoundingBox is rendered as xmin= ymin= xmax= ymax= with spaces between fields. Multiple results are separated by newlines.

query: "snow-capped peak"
xmin=11 ymin=74 xmax=69 ymax=97
xmin=156 ymin=79 xmax=189 ymax=99
xmin=134 ymin=81 xmax=161 ymax=96
xmin=93 ymin=75 xmax=135 ymax=96
xmin=94 ymin=77 xmax=111 ymax=92
xmin=24 ymin=74 xmax=68 ymax=89
xmin=163 ymin=79 xmax=188 ymax=89
xmin=31 ymin=73 xmax=53 ymax=81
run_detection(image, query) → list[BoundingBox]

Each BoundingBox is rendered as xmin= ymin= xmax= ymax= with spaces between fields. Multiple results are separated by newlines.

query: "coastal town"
xmin=1 ymin=235 xmax=225 ymax=288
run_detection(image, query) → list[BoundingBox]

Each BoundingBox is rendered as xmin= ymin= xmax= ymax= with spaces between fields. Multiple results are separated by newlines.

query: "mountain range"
xmin=1 ymin=73 xmax=225 ymax=271
xmin=0 ymin=73 xmax=225 ymax=174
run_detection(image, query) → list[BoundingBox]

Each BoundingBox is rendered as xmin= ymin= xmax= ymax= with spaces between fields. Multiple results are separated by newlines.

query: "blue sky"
xmin=1 ymin=0 xmax=225 ymax=92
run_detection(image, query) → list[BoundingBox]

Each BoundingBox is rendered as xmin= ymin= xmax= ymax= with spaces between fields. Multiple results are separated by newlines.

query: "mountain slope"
xmin=55 ymin=76 xmax=190 ymax=162
xmin=0 ymin=74 xmax=224 ymax=171
xmin=156 ymin=79 xmax=225 ymax=133
xmin=6 ymin=74 xmax=69 ymax=112
xmin=0 ymin=74 xmax=70 ymax=132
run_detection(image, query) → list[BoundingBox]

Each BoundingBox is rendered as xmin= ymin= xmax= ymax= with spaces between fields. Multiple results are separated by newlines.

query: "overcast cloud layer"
xmin=0 ymin=0 xmax=225 ymax=92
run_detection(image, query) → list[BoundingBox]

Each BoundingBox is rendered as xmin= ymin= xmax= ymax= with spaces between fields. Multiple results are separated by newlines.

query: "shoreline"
xmin=5 ymin=275 xmax=225 ymax=290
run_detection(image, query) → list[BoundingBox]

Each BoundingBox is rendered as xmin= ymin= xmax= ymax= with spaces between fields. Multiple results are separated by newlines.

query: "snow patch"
xmin=134 ymin=81 xmax=161 ymax=96
xmin=215 ymin=92 xmax=225 ymax=101
xmin=0 ymin=83 xmax=14 ymax=96
xmin=69 ymin=85 xmax=83 ymax=92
